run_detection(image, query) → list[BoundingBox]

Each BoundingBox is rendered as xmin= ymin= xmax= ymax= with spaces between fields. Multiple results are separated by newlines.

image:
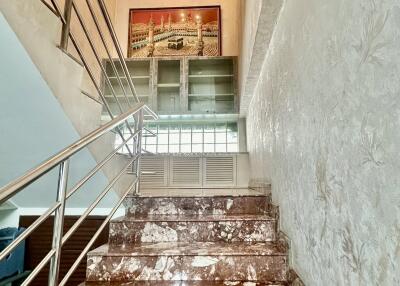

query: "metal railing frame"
xmin=0 ymin=0 xmax=159 ymax=284
xmin=0 ymin=103 xmax=157 ymax=285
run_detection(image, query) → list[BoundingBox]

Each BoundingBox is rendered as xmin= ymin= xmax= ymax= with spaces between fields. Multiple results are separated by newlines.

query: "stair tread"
xmin=112 ymin=214 xmax=275 ymax=223
xmin=88 ymin=241 xmax=287 ymax=257
xmin=81 ymin=281 xmax=285 ymax=285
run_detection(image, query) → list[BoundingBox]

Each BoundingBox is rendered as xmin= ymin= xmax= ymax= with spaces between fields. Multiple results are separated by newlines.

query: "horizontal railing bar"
xmin=62 ymin=155 xmax=137 ymax=245
xmin=58 ymin=178 xmax=137 ymax=286
xmin=0 ymin=103 xmax=145 ymax=204
xmin=65 ymin=129 xmax=140 ymax=200
xmin=81 ymin=90 xmax=103 ymax=105
xmin=40 ymin=0 xmax=59 ymax=18
xmin=143 ymin=127 xmax=157 ymax=137
xmin=49 ymin=0 xmax=66 ymax=24
xmin=143 ymin=105 xmax=158 ymax=119
xmin=21 ymin=248 xmax=56 ymax=286
xmin=40 ymin=0 xmax=66 ymax=25
xmin=0 ymin=203 xmax=60 ymax=261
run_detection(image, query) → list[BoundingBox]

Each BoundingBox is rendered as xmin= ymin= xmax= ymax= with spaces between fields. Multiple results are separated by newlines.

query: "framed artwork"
xmin=128 ymin=6 xmax=221 ymax=58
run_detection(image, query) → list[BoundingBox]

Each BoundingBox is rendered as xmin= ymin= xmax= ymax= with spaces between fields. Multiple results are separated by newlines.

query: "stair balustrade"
xmin=0 ymin=0 xmax=158 ymax=284
xmin=0 ymin=103 xmax=157 ymax=285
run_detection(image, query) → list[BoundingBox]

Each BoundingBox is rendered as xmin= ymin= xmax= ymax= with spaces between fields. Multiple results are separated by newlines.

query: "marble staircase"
xmin=81 ymin=193 xmax=295 ymax=285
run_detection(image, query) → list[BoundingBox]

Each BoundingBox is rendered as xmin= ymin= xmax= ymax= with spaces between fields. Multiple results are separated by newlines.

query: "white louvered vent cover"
xmin=171 ymin=157 xmax=201 ymax=185
xmin=140 ymin=156 xmax=166 ymax=187
xmin=205 ymin=156 xmax=234 ymax=185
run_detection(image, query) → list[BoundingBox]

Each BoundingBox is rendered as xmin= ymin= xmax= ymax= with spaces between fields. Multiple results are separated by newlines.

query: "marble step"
xmin=124 ymin=195 xmax=271 ymax=217
xmin=109 ymin=214 xmax=277 ymax=244
xmin=81 ymin=281 xmax=286 ymax=285
xmin=86 ymin=242 xmax=288 ymax=283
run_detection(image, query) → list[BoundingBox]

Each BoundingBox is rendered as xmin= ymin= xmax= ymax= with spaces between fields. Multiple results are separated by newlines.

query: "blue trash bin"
xmin=0 ymin=227 xmax=26 ymax=280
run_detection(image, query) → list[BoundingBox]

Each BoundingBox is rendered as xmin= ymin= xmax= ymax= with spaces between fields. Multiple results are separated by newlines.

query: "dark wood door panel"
xmin=19 ymin=216 xmax=109 ymax=286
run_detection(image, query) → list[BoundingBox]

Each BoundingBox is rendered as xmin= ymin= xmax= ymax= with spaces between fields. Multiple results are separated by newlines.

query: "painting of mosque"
xmin=128 ymin=6 xmax=221 ymax=57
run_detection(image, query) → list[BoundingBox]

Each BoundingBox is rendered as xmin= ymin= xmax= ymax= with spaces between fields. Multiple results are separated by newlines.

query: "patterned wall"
xmin=246 ymin=0 xmax=400 ymax=284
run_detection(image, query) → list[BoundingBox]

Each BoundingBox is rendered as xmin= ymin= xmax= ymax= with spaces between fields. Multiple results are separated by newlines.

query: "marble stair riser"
xmin=124 ymin=196 xmax=270 ymax=216
xmin=109 ymin=220 xmax=277 ymax=244
xmin=86 ymin=255 xmax=288 ymax=282
xmin=80 ymin=281 xmax=286 ymax=285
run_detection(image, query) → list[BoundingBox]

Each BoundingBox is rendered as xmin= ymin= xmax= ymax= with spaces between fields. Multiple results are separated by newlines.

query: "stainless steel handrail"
xmin=2 ymin=1 xmax=160 ymax=285
xmin=0 ymin=128 xmax=141 ymax=262
xmin=0 ymin=103 xmax=149 ymax=205
xmin=0 ymin=103 xmax=156 ymax=285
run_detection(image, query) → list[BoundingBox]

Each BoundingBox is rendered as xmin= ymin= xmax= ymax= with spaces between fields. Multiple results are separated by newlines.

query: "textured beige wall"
xmin=239 ymin=0 xmax=262 ymax=98
xmin=246 ymin=0 xmax=400 ymax=284
xmin=113 ymin=0 xmax=241 ymax=57
xmin=239 ymin=0 xmax=283 ymax=116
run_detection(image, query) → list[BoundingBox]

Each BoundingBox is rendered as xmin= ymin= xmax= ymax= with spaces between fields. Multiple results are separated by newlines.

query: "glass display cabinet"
xmin=188 ymin=58 xmax=235 ymax=114
xmin=102 ymin=56 xmax=237 ymax=116
xmin=156 ymin=60 xmax=181 ymax=113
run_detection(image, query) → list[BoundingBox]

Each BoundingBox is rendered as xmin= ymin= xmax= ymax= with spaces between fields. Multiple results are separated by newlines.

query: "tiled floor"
xmin=139 ymin=188 xmax=266 ymax=197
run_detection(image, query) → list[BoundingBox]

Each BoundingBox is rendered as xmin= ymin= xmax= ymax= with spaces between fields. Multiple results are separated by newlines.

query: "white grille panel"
xmin=139 ymin=154 xmax=245 ymax=189
xmin=140 ymin=156 xmax=166 ymax=187
xmin=171 ymin=157 xmax=201 ymax=185
xmin=205 ymin=156 xmax=234 ymax=185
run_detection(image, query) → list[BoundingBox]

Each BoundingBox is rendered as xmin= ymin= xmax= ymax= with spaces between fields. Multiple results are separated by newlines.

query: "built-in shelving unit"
xmin=102 ymin=56 xmax=237 ymax=116
xmin=101 ymin=57 xmax=244 ymax=154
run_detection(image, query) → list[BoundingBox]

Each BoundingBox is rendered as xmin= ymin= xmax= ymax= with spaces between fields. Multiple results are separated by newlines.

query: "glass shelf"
xmin=188 ymin=58 xmax=235 ymax=114
xmin=157 ymin=60 xmax=180 ymax=112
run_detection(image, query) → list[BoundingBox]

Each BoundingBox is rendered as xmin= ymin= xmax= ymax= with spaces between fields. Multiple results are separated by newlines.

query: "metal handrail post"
xmin=48 ymin=159 xmax=70 ymax=286
xmin=58 ymin=178 xmax=136 ymax=286
xmin=59 ymin=0 xmax=73 ymax=51
xmin=134 ymin=109 xmax=144 ymax=195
